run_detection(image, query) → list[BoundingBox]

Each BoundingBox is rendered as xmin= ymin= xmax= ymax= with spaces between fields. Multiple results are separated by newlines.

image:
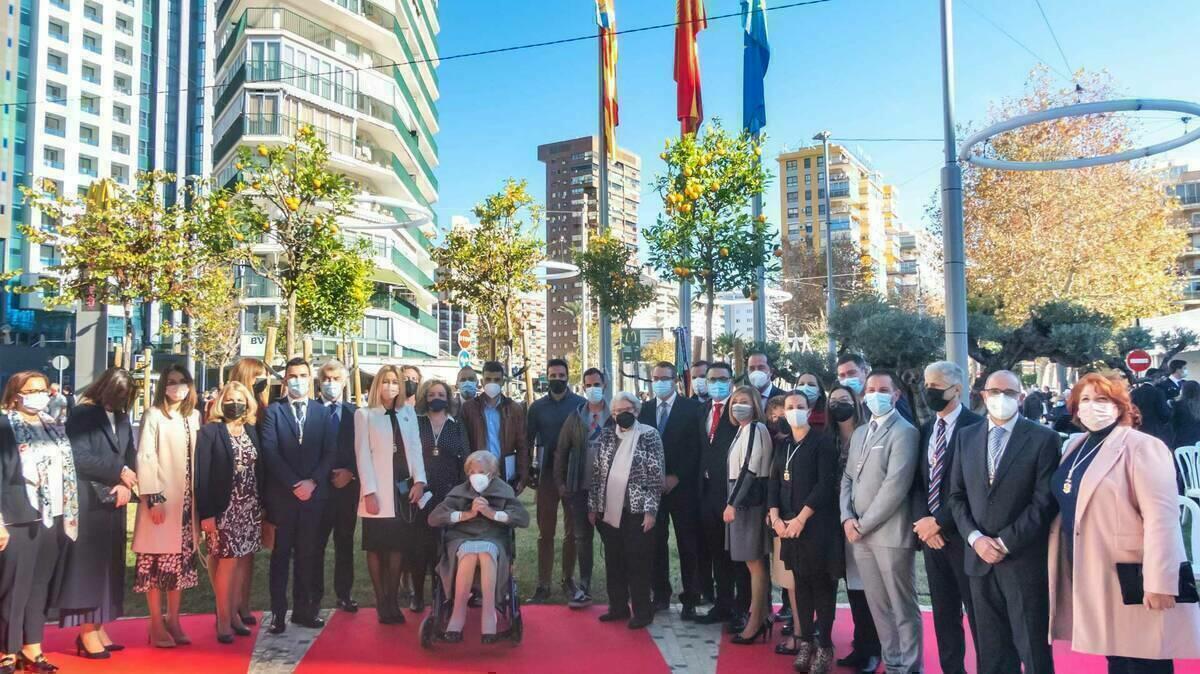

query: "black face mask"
xmin=427 ymin=399 xmax=448 ymax=413
xmin=829 ymin=402 xmax=856 ymax=422
xmin=405 ymin=380 xmax=418 ymax=398
xmin=253 ymin=378 xmax=269 ymax=395
xmin=548 ymin=379 xmax=568 ymax=395
xmin=222 ymin=402 xmax=247 ymax=419
xmin=615 ymin=411 xmax=637 ymax=429
xmin=924 ymin=387 xmax=953 ymax=412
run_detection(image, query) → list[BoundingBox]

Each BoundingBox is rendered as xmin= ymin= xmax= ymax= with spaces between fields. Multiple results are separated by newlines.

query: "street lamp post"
xmin=940 ymin=0 xmax=969 ymax=373
xmin=813 ymin=131 xmax=836 ymax=361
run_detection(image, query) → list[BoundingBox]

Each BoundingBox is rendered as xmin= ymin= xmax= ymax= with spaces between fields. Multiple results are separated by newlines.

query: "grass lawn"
xmin=121 ymin=493 xmax=937 ymax=617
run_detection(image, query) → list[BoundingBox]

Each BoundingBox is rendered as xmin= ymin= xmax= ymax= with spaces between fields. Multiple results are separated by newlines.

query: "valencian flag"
xmin=742 ymin=0 xmax=769 ymax=136
xmin=674 ymin=0 xmax=707 ymax=135
xmin=597 ymin=0 xmax=619 ymax=159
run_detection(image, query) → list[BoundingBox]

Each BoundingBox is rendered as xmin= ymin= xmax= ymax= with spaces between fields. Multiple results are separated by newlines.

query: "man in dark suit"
xmin=1021 ymin=387 xmax=1045 ymax=422
xmin=693 ymin=361 xmax=742 ymax=626
xmin=315 ymin=359 xmax=358 ymax=613
xmin=837 ymin=353 xmax=914 ymax=423
xmin=912 ymin=361 xmax=984 ymax=674
xmin=1135 ymin=368 xmax=1175 ymax=447
xmin=640 ymin=361 xmax=705 ymax=619
xmin=1158 ymin=360 xmax=1188 ymax=401
xmin=261 ymin=357 xmax=337 ymax=634
xmin=746 ymin=351 xmax=789 ymax=403
xmin=947 ymin=369 xmax=1060 ymax=674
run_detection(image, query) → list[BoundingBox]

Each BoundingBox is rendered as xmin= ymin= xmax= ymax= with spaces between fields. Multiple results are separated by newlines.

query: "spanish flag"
xmin=675 ymin=0 xmax=707 ymax=135
xmin=597 ymin=0 xmax=619 ymax=159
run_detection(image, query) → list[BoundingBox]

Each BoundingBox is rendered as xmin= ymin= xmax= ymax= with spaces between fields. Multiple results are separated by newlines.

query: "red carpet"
xmin=716 ymin=607 xmax=1200 ymax=673
xmin=38 ymin=612 xmax=259 ymax=672
xmin=295 ymin=607 xmax=672 ymax=674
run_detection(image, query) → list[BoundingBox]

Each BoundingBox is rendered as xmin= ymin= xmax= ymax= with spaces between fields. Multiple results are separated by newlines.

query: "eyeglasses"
xmin=984 ymin=388 xmax=1021 ymax=399
xmin=651 ymin=376 xmax=675 ymax=382
xmin=706 ymin=376 xmax=731 ymax=384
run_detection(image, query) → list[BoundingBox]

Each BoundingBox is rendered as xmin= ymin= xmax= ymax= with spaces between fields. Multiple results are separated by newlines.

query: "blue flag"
xmin=742 ymin=0 xmax=770 ymax=136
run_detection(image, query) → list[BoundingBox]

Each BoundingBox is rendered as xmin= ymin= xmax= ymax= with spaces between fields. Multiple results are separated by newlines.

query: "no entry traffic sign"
xmin=1125 ymin=349 xmax=1152 ymax=373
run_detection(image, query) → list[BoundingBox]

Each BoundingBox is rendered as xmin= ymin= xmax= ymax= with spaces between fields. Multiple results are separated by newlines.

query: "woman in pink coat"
xmin=1049 ymin=372 xmax=1200 ymax=674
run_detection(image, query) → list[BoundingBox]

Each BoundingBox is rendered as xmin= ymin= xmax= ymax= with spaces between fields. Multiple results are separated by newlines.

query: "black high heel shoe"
xmin=73 ymin=636 xmax=110 ymax=660
xmin=730 ymin=619 xmax=773 ymax=645
xmin=103 ymin=643 xmax=125 ymax=652
xmin=15 ymin=652 xmax=60 ymax=672
xmin=238 ymin=610 xmax=257 ymax=626
xmin=232 ymin=624 xmax=252 ymax=637
xmin=216 ymin=633 xmax=235 ymax=645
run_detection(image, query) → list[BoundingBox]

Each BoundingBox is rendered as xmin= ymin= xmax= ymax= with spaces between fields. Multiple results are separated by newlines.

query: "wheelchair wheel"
xmin=509 ymin=614 xmax=523 ymax=645
xmin=419 ymin=614 xmax=436 ymax=650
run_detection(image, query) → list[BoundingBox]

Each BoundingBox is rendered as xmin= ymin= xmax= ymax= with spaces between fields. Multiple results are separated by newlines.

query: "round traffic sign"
xmin=1125 ymin=349 xmax=1152 ymax=373
xmin=50 ymin=355 xmax=70 ymax=371
xmin=457 ymin=349 xmax=472 ymax=368
xmin=457 ymin=329 xmax=472 ymax=350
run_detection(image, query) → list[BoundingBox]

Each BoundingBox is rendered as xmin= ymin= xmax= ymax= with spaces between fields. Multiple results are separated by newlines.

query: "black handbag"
xmin=730 ymin=424 xmax=766 ymax=508
xmin=1116 ymin=562 xmax=1199 ymax=605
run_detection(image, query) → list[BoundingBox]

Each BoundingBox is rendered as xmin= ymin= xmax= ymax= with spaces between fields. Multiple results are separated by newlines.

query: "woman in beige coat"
xmin=132 ymin=364 xmax=201 ymax=648
xmin=1049 ymin=372 xmax=1200 ymax=673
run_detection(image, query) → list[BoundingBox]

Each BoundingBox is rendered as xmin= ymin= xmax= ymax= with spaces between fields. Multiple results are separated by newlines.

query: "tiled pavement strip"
xmin=247 ymin=609 xmax=332 ymax=674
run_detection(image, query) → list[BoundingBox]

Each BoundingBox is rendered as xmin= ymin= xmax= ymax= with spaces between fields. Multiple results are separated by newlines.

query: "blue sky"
xmin=432 ymin=0 xmax=1200 ymax=249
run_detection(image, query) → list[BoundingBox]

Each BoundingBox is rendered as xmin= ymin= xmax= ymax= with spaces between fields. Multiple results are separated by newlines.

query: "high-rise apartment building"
xmin=1167 ymin=164 xmax=1200 ymax=309
xmin=212 ymin=0 xmax=441 ymax=369
xmin=537 ymin=135 xmax=640 ymax=362
xmin=0 ymin=0 xmax=212 ymax=379
xmin=776 ymin=143 xmax=892 ymax=296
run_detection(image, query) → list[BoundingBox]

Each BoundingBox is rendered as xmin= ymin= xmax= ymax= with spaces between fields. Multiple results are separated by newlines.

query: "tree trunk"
xmin=122 ymin=302 xmax=134 ymax=370
xmin=286 ymin=291 xmax=297 ymax=360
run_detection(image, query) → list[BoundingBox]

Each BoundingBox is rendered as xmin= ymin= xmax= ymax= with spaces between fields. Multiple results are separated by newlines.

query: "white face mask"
xmin=21 ymin=392 xmax=50 ymax=413
xmin=483 ymin=382 xmax=502 ymax=399
xmin=748 ymin=370 xmax=771 ymax=390
xmin=785 ymin=408 xmax=810 ymax=428
xmin=985 ymin=393 xmax=1019 ymax=421
xmin=731 ymin=403 xmax=753 ymax=421
xmin=1077 ymin=401 xmax=1117 ymax=432
xmin=381 ymin=382 xmax=401 ymax=401
xmin=469 ymin=472 xmax=491 ymax=493
xmin=692 ymin=378 xmax=708 ymax=396
xmin=165 ymin=383 xmax=190 ymax=403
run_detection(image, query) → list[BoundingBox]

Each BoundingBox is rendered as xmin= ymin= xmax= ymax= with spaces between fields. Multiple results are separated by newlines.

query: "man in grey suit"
xmin=840 ymin=371 xmax=923 ymax=674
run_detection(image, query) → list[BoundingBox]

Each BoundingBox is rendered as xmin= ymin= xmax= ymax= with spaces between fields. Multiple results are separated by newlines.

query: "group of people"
xmin=1 ymin=349 xmax=1198 ymax=673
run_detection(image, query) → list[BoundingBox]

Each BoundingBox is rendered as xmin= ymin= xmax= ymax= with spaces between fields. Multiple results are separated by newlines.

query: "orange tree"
xmin=644 ymin=120 xmax=777 ymax=360
xmin=573 ymin=231 xmax=654 ymax=328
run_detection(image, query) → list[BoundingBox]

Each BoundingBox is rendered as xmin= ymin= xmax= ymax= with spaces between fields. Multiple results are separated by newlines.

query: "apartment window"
xmin=45 ymin=83 xmax=66 ymax=105
xmin=786 ymin=175 xmax=798 ymax=188
xmin=114 ymin=74 xmax=131 ymax=95
xmin=816 ymin=157 xmax=824 ymax=167
xmin=817 ymin=172 xmax=824 ymax=184
xmin=113 ymin=103 xmax=130 ymax=124
xmin=1192 ymin=212 xmax=1200 ymax=226
xmin=44 ymin=115 xmax=65 ymax=137
xmin=243 ymin=305 xmax=276 ymax=333
xmin=818 ymin=204 xmax=826 ymax=216
xmin=79 ymin=155 xmax=97 ymax=177
xmin=82 ymin=32 xmax=101 ymax=54
xmin=111 ymin=164 xmax=129 ymax=184
xmin=82 ymin=63 xmax=100 ymax=84
xmin=787 ymin=191 xmax=798 ymax=203
xmin=818 ymin=188 xmax=825 ymax=200
xmin=112 ymin=132 xmax=129 ymax=154
xmin=80 ymin=94 xmax=99 ymax=115
xmin=115 ymin=45 xmax=132 ymax=65
xmin=803 ymin=158 xmax=811 ymax=169
xmin=785 ymin=159 xmax=797 ymax=171
xmin=83 ymin=1 xmax=101 ymax=21
xmin=43 ymin=147 xmax=64 ymax=169
xmin=804 ymin=190 xmax=811 ymax=202
xmin=47 ymin=51 xmax=67 ymax=74
xmin=50 ymin=0 xmax=69 ymax=8
xmin=115 ymin=14 xmax=133 ymax=36
xmin=804 ymin=206 xmax=812 ymax=216
xmin=79 ymin=124 xmax=99 ymax=146
xmin=48 ymin=20 xmax=67 ymax=41
xmin=787 ymin=207 xmax=799 ymax=220
xmin=804 ymin=174 xmax=811 ymax=185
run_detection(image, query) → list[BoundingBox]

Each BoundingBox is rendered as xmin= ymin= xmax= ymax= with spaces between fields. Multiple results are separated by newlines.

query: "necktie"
xmin=293 ymin=401 xmax=306 ymax=443
xmin=928 ymin=418 xmax=947 ymax=512
xmin=709 ymin=403 xmax=723 ymax=442
xmin=658 ymin=403 xmax=670 ymax=434
xmin=589 ymin=413 xmax=600 ymax=435
xmin=988 ymin=426 xmax=1006 ymax=485
xmin=327 ymin=401 xmax=339 ymax=423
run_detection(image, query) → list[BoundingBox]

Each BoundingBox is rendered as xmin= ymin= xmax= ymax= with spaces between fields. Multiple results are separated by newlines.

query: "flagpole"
xmin=751 ymin=133 xmax=766 ymax=343
xmin=598 ymin=22 xmax=614 ymax=395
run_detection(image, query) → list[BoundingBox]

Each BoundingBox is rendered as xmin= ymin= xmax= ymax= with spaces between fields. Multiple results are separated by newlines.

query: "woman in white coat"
xmin=355 ymin=365 xmax=426 ymax=625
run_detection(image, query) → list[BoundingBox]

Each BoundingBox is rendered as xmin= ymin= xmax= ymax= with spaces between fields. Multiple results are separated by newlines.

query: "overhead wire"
xmin=957 ymin=0 xmax=1073 ymax=82
xmin=1032 ymin=0 xmax=1074 ymax=78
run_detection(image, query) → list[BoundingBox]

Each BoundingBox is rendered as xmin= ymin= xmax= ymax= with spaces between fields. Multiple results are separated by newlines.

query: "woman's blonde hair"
xmin=208 ymin=381 xmax=258 ymax=425
xmin=414 ymin=379 xmax=452 ymax=415
xmin=464 ymin=450 xmax=499 ymax=477
xmin=367 ymin=364 xmax=406 ymax=409
xmin=726 ymin=385 xmax=764 ymax=425
xmin=229 ymin=358 xmax=270 ymax=416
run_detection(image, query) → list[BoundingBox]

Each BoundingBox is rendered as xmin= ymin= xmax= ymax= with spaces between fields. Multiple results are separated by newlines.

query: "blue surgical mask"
xmin=287 ymin=377 xmax=309 ymax=398
xmin=709 ymin=380 xmax=731 ymax=402
xmin=458 ymin=380 xmax=478 ymax=399
xmin=652 ymin=380 xmax=675 ymax=399
xmin=839 ymin=377 xmax=864 ymax=395
xmin=864 ymin=392 xmax=894 ymax=417
xmin=585 ymin=385 xmax=605 ymax=404
xmin=320 ymin=380 xmax=343 ymax=401
xmin=797 ymin=384 xmax=819 ymax=403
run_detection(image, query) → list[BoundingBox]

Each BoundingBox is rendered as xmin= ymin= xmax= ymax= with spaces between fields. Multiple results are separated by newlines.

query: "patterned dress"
xmin=211 ymin=431 xmax=263 ymax=559
xmin=134 ymin=448 xmax=199 ymax=592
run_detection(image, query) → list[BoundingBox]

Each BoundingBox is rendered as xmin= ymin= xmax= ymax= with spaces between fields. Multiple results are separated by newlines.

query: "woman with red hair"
xmin=1048 ymin=372 xmax=1200 ymax=673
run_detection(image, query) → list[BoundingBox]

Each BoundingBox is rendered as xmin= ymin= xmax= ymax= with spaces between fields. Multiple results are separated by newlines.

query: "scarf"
xmin=7 ymin=411 xmax=79 ymax=540
xmin=603 ymin=422 xmax=644 ymax=528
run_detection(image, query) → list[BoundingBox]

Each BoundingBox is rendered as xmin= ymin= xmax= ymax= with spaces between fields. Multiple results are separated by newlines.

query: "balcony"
xmin=44 ymin=157 xmax=64 ymax=170
xmin=829 ymin=181 xmax=851 ymax=198
xmin=115 ymin=52 xmax=132 ymax=65
xmin=369 ymin=290 xmax=436 ymax=331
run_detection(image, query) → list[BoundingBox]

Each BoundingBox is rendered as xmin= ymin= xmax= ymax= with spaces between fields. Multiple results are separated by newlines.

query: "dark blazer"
xmin=195 ymin=422 xmax=263 ymax=521
xmin=947 ymin=416 xmax=1061 ymax=577
xmin=259 ymin=397 xmax=336 ymax=520
xmin=698 ymin=399 xmax=739 ymax=511
xmin=1132 ymin=383 xmax=1174 ymax=447
xmin=325 ymin=400 xmax=357 ymax=475
xmin=1173 ymin=403 xmax=1200 ymax=447
xmin=1021 ymin=391 xmax=1045 ymax=421
xmin=59 ymin=402 xmax=136 ymax=610
xmin=912 ymin=406 xmax=985 ymax=536
xmin=768 ymin=429 xmax=843 ymax=576
xmin=0 ymin=415 xmax=44 ymax=526
xmin=761 ymin=384 xmax=790 ymax=400
xmin=639 ymin=394 xmax=704 ymax=495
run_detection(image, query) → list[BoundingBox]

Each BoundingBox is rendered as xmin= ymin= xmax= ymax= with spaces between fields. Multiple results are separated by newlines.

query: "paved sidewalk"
xmin=247 ymin=610 xmax=332 ymax=674
xmin=646 ymin=605 xmax=723 ymax=674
